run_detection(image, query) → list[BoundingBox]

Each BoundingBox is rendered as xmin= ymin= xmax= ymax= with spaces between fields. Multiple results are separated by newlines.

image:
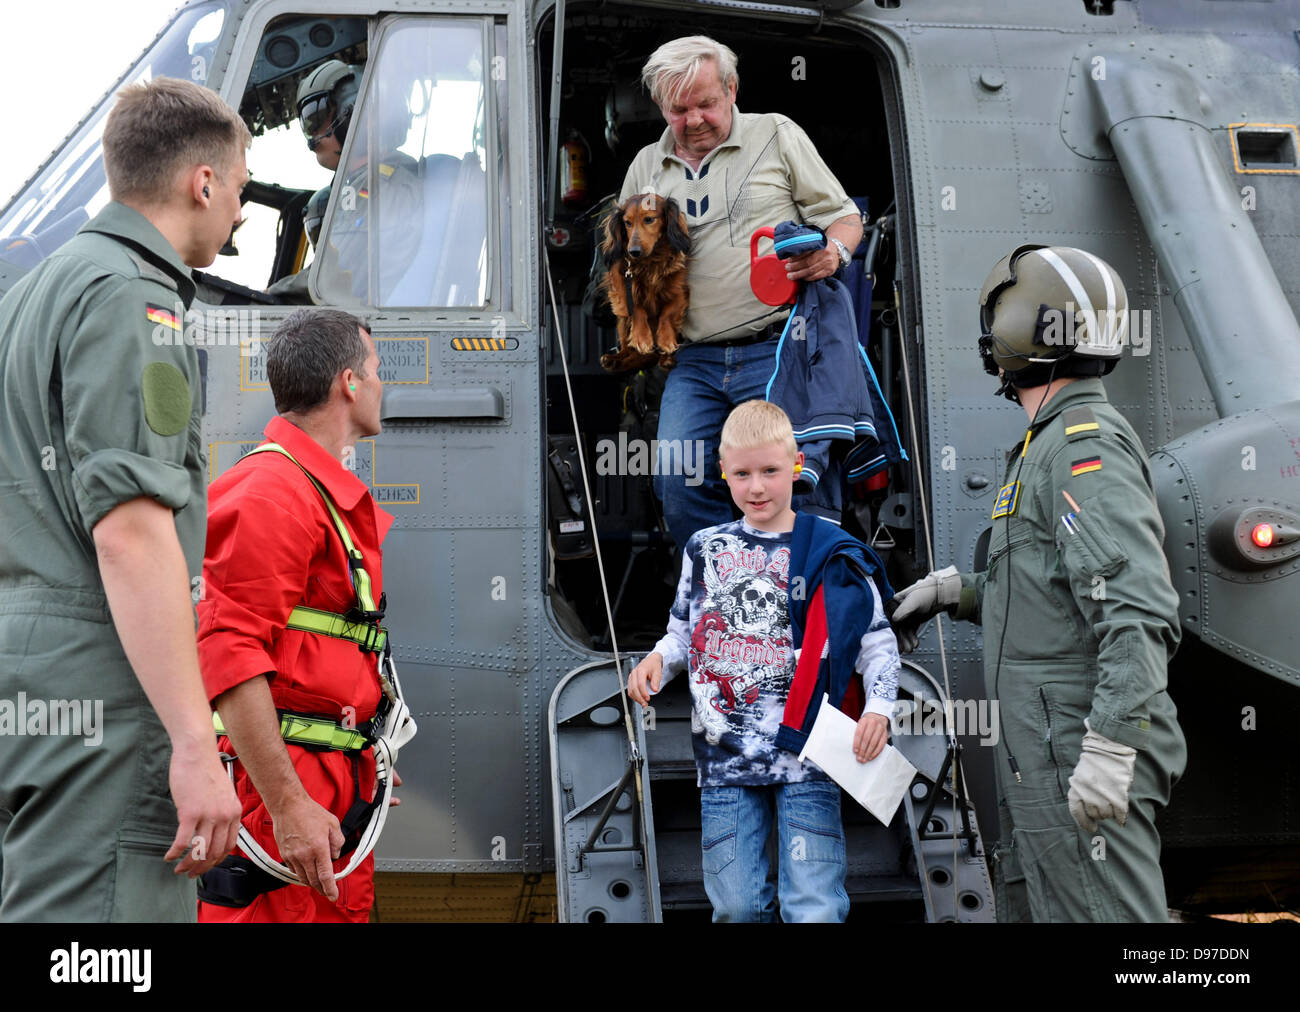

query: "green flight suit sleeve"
xmin=61 ymin=278 xmax=197 ymax=536
xmin=265 ymin=269 xmax=314 ymax=304
xmin=955 ymin=570 xmax=985 ymax=623
xmin=1042 ymin=430 xmax=1181 ymax=751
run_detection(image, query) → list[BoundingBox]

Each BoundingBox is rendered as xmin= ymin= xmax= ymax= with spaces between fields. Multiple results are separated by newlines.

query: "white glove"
xmin=1067 ymin=719 xmax=1136 ymax=833
xmin=889 ymin=566 xmax=962 ymax=652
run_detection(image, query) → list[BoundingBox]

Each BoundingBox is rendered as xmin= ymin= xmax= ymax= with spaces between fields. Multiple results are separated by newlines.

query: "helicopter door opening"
xmin=539 ymin=6 xmax=903 ymax=655
xmin=539 ymin=6 xmax=911 ymax=916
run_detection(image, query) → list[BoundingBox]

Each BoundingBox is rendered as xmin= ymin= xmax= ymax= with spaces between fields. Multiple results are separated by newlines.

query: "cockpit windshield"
xmin=0 ymin=1 xmax=226 ymax=269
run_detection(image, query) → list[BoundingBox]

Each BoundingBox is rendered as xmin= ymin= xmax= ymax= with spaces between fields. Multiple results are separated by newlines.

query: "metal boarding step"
xmin=548 ymin=658 xmax=995 ymax=922
xmin=549 ymin=658 xmax=662 ymax=922
xmin=892 ymin=662 xmax=997 ymax=922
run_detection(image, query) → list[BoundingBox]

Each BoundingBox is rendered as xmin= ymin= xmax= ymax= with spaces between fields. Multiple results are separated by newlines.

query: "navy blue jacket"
xmin=765 ymin=275 xmax=906 ymax=496
xmin=776 ymin=512 xmax=894 ymax=754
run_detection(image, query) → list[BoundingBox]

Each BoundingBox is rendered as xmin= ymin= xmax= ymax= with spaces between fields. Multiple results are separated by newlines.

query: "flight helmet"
xmin=297 ymin=61 xmax=362 ymax=152
xmin=978 ymin=244 xmax=1129 ymax=399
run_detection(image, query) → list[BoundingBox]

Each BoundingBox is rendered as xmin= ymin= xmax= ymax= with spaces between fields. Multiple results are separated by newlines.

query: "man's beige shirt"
xmin=620 ymin=109 xmax=858 ymax=343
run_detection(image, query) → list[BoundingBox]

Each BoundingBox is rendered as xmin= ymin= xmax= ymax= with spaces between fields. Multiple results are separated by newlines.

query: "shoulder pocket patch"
xmin=1063 ymin=499 xmax=1128 ymax=580
xmin=1062 ymin=406 xmax=1101 ymax=441
xmin=142 ymin=361 xmax=191 ymax=436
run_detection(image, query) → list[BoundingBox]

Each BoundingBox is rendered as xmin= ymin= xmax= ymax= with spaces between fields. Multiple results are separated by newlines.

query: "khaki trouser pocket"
xmin=109 ymin=832 xmax=196 ymax=923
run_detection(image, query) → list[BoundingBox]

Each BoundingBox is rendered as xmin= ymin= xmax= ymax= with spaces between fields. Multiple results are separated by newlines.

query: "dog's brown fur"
xmin=599 ymin=193 xmax=690 ymax=372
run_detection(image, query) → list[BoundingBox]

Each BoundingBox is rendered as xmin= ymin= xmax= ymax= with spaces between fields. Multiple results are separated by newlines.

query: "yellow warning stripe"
xmin=452 ymin=338 xmax=510 ymax=351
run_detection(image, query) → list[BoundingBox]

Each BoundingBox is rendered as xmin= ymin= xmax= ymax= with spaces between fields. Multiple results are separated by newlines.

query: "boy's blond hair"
xmin=719 ymin=400 xmax=797 ymax=461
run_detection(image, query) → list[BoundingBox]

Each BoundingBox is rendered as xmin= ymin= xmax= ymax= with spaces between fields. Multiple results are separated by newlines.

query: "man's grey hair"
xmin=642 ymin=36 xmax=739 ymax=108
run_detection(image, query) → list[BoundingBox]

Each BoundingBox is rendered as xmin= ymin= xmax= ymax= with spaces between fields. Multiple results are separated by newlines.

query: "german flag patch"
xmin=146 ymin=303 xmax=182 ymax=331
xmin=1071 ymin=455 xmax=1102 ymax=476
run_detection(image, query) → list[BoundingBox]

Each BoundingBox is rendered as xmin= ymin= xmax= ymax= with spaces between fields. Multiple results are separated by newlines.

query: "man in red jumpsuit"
xmin=196 ymin=308 xmax=394 ymax=922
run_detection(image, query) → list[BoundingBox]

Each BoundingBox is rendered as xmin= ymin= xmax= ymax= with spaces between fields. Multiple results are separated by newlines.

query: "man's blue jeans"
xmin=699 ymin=781 xmax=850 ymax=923
xmin=656 ymin=339 xmax=839 ymax=551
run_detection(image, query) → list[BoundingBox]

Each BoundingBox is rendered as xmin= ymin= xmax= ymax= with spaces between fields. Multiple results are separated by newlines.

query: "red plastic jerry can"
xmin=750 ymin=226 xmax=798 ymax=307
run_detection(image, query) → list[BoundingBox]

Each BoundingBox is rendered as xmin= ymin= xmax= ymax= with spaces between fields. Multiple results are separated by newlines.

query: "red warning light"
xmin=1251 ymin=523 xmax=1274 ymax=548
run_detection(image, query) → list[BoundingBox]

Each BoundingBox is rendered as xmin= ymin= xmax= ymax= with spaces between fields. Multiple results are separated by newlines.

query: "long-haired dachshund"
xmin=600 ymin=192 xmax=690 ymax=372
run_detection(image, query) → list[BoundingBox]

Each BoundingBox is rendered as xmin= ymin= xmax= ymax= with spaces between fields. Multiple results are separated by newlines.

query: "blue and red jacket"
xmin=776 ymin=511 xmax=895 ymax=753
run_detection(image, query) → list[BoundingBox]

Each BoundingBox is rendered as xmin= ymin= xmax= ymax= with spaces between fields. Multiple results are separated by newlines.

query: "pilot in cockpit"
xmin=268 ymin=60 xmax=421 ymax=304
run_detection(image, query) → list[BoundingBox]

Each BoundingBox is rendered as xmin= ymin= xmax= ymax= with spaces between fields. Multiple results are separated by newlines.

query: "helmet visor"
xmin=979 ymin=243 xmax=1044 ymax=336
xmin=304 ymin=206 xmax=326 ymax=248
xmin=298 ymin=95 xmax=335 ymax=141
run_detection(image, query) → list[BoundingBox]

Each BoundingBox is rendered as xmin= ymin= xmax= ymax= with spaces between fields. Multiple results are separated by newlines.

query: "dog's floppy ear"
xmin=663 ymin=197 xmax=691 ymax=256
xmin=602 ymin=201 xmax=628 ymax=268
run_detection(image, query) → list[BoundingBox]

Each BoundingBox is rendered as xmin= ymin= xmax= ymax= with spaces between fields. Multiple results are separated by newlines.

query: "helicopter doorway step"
xmin=549 ymin=658 xmax=662 ymax=923
xmin=892 ymin=662 xmax=997 ymax=922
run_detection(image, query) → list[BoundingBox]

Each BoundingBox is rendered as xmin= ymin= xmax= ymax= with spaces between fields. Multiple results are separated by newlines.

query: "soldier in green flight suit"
xmin=891 ymin=245 xmax=1187 ymax=922
xmin=0 ymin=78 xmax=246 ymax=921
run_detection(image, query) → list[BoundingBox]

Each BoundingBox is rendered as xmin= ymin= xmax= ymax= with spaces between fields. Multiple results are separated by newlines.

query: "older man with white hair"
xmin=618 ymin=36 xmax=863 ymax=552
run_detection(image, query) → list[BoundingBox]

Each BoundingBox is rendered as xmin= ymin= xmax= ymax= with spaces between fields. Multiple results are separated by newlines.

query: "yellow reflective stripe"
xmin=349 ymin=558 xmax=377 ymax=615
xmin=286 ymin=605 xmax=388 ymax=652
xmin=278 ymin=715 xmax=368 ymax=750
xmin=278 ymin=715 xmax=336 ymax=747
xmin=213 ymin=711 xmax=368 ymax=751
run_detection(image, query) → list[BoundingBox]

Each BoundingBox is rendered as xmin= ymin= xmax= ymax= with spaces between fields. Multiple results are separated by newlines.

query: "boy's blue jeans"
xmin=700 ymin=780 xmax=850 ymax=923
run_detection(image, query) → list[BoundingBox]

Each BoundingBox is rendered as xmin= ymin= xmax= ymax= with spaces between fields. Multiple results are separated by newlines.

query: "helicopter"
xmin=1 ymin=0 xmax=1297 ymax=922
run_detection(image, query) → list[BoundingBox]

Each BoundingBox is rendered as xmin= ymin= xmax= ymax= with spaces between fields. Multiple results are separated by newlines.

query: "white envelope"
xmin=797 ymin=693 xmax=917 ymax=826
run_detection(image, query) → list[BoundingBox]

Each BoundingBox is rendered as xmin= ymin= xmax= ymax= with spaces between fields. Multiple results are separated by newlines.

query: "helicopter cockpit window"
xmin=0 ymin=2 xmax=226 ymax=269
xmin=314 ymin=19 xmax=495 ymax=308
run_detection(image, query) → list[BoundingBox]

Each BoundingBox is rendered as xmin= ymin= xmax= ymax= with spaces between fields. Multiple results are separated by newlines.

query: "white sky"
xmin=0 ymin=2 xmax=483 ymax=289
xmin=0 ymin=0 xmax=333 ymax=288
xmin=0 ymin=0 xmax=186 ymax=209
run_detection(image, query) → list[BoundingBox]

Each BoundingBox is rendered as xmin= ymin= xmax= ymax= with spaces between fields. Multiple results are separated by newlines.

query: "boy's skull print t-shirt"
xmin=663 ymin=519 xmax=830 ymax=787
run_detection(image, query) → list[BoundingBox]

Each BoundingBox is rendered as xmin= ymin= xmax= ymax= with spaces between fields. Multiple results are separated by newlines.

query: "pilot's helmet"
xmin=978 ymin=245 xmax=1128 ymax=395
xmin=303 ymin=184 xmax=332 ymax=248
xmin=297 ymin=60 xmax=362 ymax=151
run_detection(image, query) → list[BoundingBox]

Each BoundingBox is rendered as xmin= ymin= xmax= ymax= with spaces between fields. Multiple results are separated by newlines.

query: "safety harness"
xmin=198 ymin=442 xmax=417 ymax=908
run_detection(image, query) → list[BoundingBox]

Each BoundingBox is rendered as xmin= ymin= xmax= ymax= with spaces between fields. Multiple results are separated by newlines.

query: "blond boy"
xmin=628 ymin=401 xmax=898 ymax=921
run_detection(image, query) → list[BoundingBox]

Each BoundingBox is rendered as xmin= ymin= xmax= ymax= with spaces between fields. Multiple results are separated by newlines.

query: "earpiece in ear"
xmin=202 ymin=186 xmax=210 ymax=198
xmin=349 ymin=384 xmax=356 ymax=392
xmin=794 ymin=463 xmax=803 ymax=474
xmin=720 ymin=471 xmax=727 ymax=480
